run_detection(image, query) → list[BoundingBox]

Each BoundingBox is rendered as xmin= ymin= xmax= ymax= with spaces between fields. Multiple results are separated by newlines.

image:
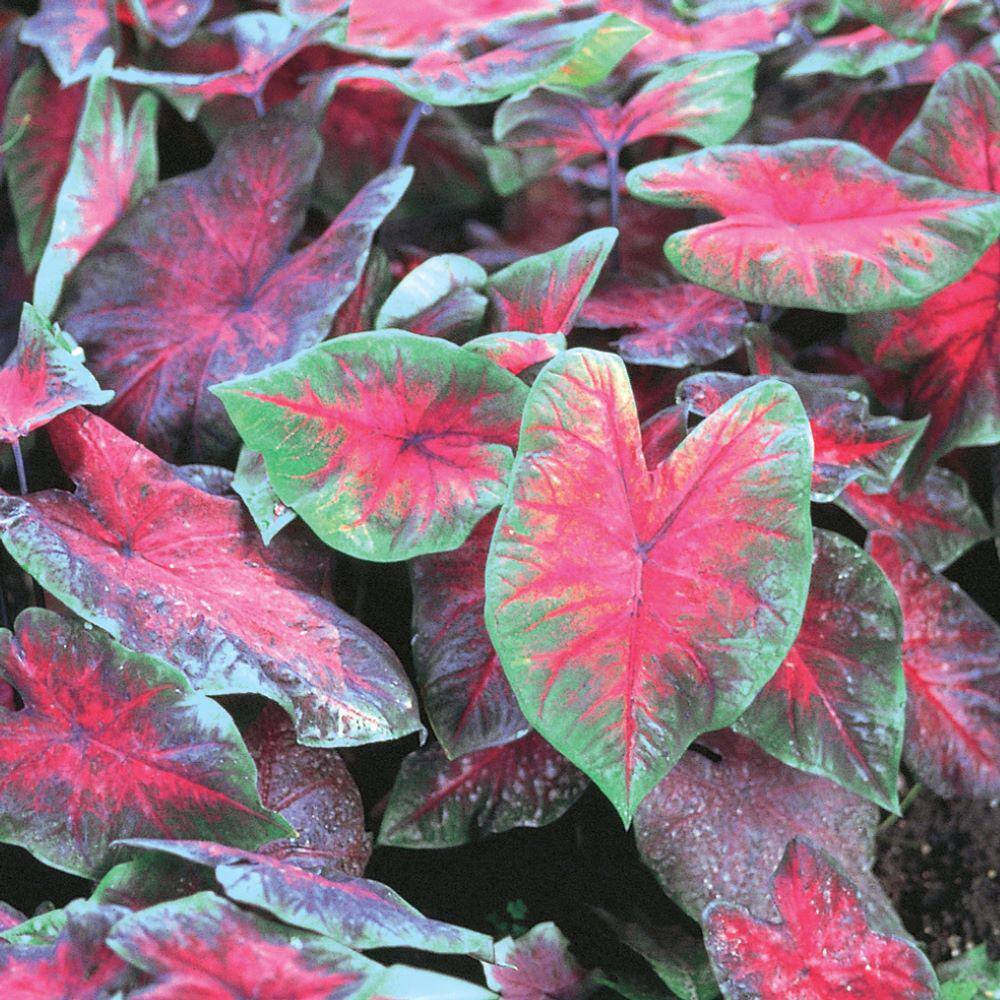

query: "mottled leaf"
xmin=57 ymin=111 xmax=410 ymax=462
xmin=464 ymin=333 xmax=566 ymax=378
xmin=232 ymin=448 xmax=297 ymax=546
xmin=785 ymin=25 xmax=926 ymax=79
xmin=843 ymin=0 xmax=958 ymax=41
xmin=626 ymin=139 xmax=1000 ymax=312
xmin=704 ymin=839 xmax=937 ymax=999
xmin=0 ymin=303 xmax=112 ymax=446
xmin=123 ymin=0 xmax=212 ymax=47
xmin=213 ymin=332 xmax=528 ymax=561
xmin=486 ymin=354 xmax=813 ymax=823
xmin=483 ymin=922 xmax=596 ymax=999
xmin=0 ymin=409 xmax=419 ymax=747
xmin=868 ymin=532 xmax=1000 ymax=798
xmin=19 ymin=0 xmax=112 ymax=84
xmin=378 ymin=732 xmax=587 ymax=848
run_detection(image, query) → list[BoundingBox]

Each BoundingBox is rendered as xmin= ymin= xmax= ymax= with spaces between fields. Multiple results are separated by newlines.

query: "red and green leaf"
xmin=868 ymin=532 xmax=1000 ymax=799
xmin=626 ymin=139 xmax=1000 ymax=313
xmin=785 ymin=25 xmax=926 ymax=79
xmin=640 ymin=404 xmax=688 ymax=467
xmin=732 ymin=529 xmax=905 ymax=810
xmin=118 ymin=840 xmax=495 ymax=959
xmin=378 ymin=731 xmax=587 ymax=848
xmin=634 ymin=730 xmax=880 ymax=922
xmin=579 ymin=280 xmax=749 ymax=368
xmin=704 ymin=839 xmax=938 ymax=1000
xmin=107 ymin=891 xmax=378 ymax=1000
xmin=843 ymin=0 xmax=959 ymax=42
xmin=486 ymin=229 xmax=617 ymax=334
xmin=0 ymin=409 xmax=420 ymax=747
xmin=57 ymin=111 xmax=411 ymax=462
xmin=232 ymin=449 xmax=297 ymax=546
xmin=19 ymin=0 xmax=113 ymax=84
xmin=34 ymin=57 xmax=158 ymax=317
xmin=213 ymin=332 xmax=528 ymax=562
xmin=485 ymin=352 xmax=813 ymax=824
xmin=123 ymin=0 xmax=212 ymax=47
xmin=464 ymin=333 xmax=566 ymax=378
xmin=0 ymin=303 xmax=112 ymax=446
xmin=483 ymin=922 xmax=596 ymax=999
xmin=245 ymin=704 xmax=372 ymax=878
xmin=851 ymin=64 xmax=1000 ymax=480
xmin=0 ymin=608 xmax=290 ymax=877
xmin=411 ymin=514 xmax=528 ymax=757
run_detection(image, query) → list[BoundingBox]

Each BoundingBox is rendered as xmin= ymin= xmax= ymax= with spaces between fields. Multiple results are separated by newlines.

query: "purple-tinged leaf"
xmin=579 ymin=280 xmax=749 ymax=368
xmin=117 ymin=840 xmax=495 ymax=959
xmin=232 ymin=449 xmax=297 ymax=546
xmin=213 ymin=332 xmax=528 ymax=562
xmin=19 ymin=0 xmax=112 ymax=85
xmin=704 ymin=840 xmax=937 ymax=1000
xmin=733 ymin=529 xmax=905 ymax=810
xmin=378 ymin=732 xmax=587 ymax=848
xmin=0 ymin=904 xmax=24 ymax=931
xmin=835 ymin=466 xmax=991 ymax=571
xmin=57 ymin=112 xmax=411 ymax=462
xmin=483 ymin=922 xmax=596 ymax=999
xmin=785 ymin=25 xmax=926 ymax=79
xmin=0 ymin=409 xmax=420 ymax=747
xmin=634 ymin=730 xmax=879 ymax=922
xmin=0 ymin=608 xmax=290 ymax=877
xmin=372 ymin=965 xmax=498 ymax=999
xmin=486 ymin=229 xmax=617 ymax=335
xmin=0 ymin=303 xmax=112 ymax=446
xmin=486 ymin=354 xmax=813 ymax=824
xmin=626 ymin=139 xmax=1000 ymax=312
xmin=639 ymin=405 xmax=688 ymax=468
xmin=123 ymin=0 xmax=212 ymax=47
xmin=93 ymin=851 xmax=214 ymax=911
xmin=245 ymin=703 xmax=372 ymax=878
xmin=868 ymin=532 xmax=1000 ymax=798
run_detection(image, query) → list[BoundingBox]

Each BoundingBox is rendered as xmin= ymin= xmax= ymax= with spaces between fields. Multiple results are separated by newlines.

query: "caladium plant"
xmin=0 ymin=1 xmax=999 ymax=997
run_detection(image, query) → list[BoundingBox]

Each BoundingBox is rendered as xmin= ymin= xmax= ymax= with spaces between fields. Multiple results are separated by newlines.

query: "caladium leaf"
xmin=868 ymin=532 xmax=1000 ymax=799
xmin=0 ymin=409 xmax=420 ymax=747
xmin=245 ymin=704 xmax=372 ymax=878
xmin=3 ymin=61 xmax=85 ymax=273
xmin=579 ymin=280 xmax=749 ymax=368
xmin=34 ymin=56 xmax=158 ymax=317
xmin=835 ymin=467 xmax=991 ymax=571
xmin=483 ymin=922 xmax=596 ymax=999
xmin=378 ymin=731 xmax=587 ymax=848
xmin=704 ymin=839 xmax=938 ymax=1000
xmin=93 ymin=850 xmax=215 ymax=911
xmin=232 ymin=449 xmax=297 ymax=546
xmin=464 ymin=333 xmax=566 ymax=378
xmin=486 ymin=229 xmax=617 ymax=334
xmin=626 ymin=139 xmax=1000 ymax=312
xmin=108 ymin=891 xmax=379 ymax=1000
xmin=486 ymin=354 xmax=813 ymax=824
xmin=842 ymin=0 xmax=958 ymax=41
xmin=0 ymin=904 xmax=24 ymax=931
xmin=0 ymin=608 xmax=290 ymax=877
xmin=117 ymin=840 xmax=496 ymax=959
xmin=679 ymin=370 xmax=927 ymax=502
xmin=373 ymin=966 xmax=498 ymax=999
xmin=640 ymin=404 xmax=688 ymax=468
xmin=57 ymin=112 xmax=411 ymax=462
xmin=0 ymin=900 xmax=134 ymax=998
xmin=732 ymin=529 xmax=905 ymax=810
xmin=494 ymin=51 xmax=758 ymax=174
xmin=411 ymin=514 xmax=528 ymax=757
xmin=0 ymin=303 xmax=112 ymax=446
xmin=19 ymin=0 xmax=113 ymax=85
xmin=213 ymin=332 xmax=528 ymax=562
xmin=785 ymin=25 xmax=926 ymax=79
xmin=851 ymin=64 xmax=1000 ymax=479
xmin=936 ymin=945 xmax=1000 ymax=1000
xmin=633 ymin=730 xmax=879 ymax=923
xmin=122 ymin=0 xmax=212 ymax=47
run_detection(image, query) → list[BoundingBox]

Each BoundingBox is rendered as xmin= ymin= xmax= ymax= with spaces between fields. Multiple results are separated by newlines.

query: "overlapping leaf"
xmin=378 ymin=732 xmax=587 ymax=848
xmin=483 ymin=922 xmax=595 ymax=999
xmin=232 ymin=449 xmax=297 ymax=546
xmin=785 ymin=25 xmax=926 ymax=79
xmin=843 ymin=0 xmax=958 ymax=41
xmin=464 ymin=333 xmax=566 ymax=378
xmin=732 ymin=529 xmax=905 ymax=810
xmin=626 ymin=139 xmax=1000 ymax=312
xmin=704 ymin=840 xmax=938 ymax=999
xmin=0 ymin=409 xmax=420 ymax=747
xmin=868 ymin=532 xmax=1000 ymax=798
xmin=213 ymin=332 xmax=528 ymax=561
xmin=486 ymin=352 xmax=813 ymax=823
xmin=123 ymin=0 xmax=212 ymax=47
xmin=57 ymin=111 xmax=411 ymax=462
xmin=0 ymin=303 xmax=112 ymax=446
xmin=19 ymin=0 xmax=113 ymax=84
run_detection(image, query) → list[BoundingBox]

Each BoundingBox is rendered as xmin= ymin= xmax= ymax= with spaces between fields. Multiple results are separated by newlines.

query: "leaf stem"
xmin=11 ymin=439 xmax=28 ymax=496
xmin=391 ymin=101 xmax=431 ymax=168
xmin=607 ymin=144 xmax=621 ymax=272
xmin=877 ymin=782 xmax=922 ymax=835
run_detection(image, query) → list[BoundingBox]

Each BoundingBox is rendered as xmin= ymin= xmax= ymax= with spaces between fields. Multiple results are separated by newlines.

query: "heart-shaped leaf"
xmin=704 ymin=839 xmax=938 ymax=999
xmin=0 ymin=303 xmax=112 ymax=446
xmin=19 ymin=0 xmax=113 ymax=84
xmin=378 ymin=731 xmax=587 ymax=848
xmin=733 ymin=529 xmax=905 ymax=810
xmin=483 ymin=922 xmax=596 ymax=999
xmin=123 ymin=0 xmax=212 ymax=47
xmin=626 ymin=139 xmax=1000 ymax=312
xmin=57 ymin=110 xmax=411 ymax=462
xmin=486 ymin=352 xmax=813 ymax=823
xmin=0 ymin=409 xmax=420 ymax=747
xmin=213 ymin=332 xmax=528 ymax=561
xmin=868 ymin=532 xmax=1000 ymax=798
xmin=0 ymin=608 xmax=290 ymax=877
